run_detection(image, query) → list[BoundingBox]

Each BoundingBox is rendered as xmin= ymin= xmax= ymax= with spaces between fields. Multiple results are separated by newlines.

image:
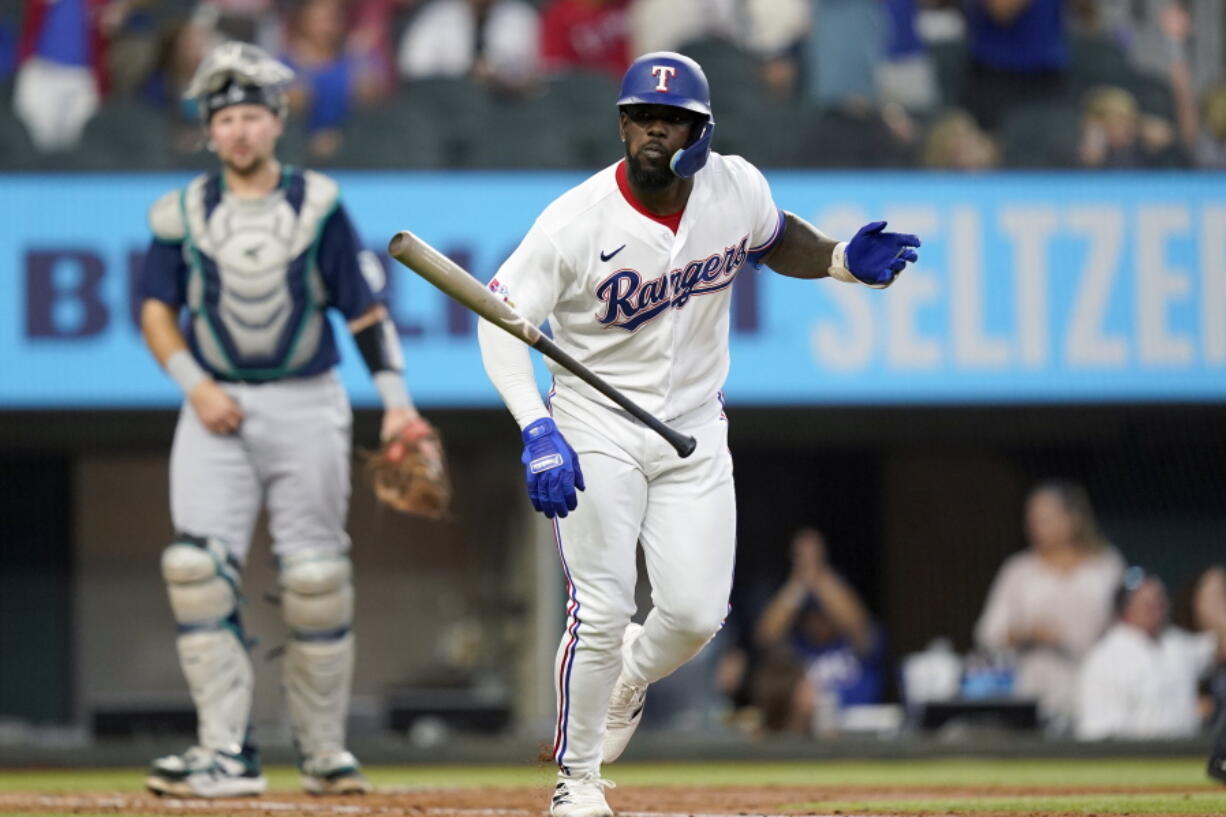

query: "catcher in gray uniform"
xmin=138 ymin=42 xmax=431 ymax=798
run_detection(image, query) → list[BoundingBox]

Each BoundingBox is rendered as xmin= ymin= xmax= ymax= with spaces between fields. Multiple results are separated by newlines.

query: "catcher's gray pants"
xmin=170 ymin=369 xmax=353 ymax=564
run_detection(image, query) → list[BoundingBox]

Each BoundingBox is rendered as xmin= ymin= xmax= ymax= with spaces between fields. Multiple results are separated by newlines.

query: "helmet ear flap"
xmin=669 ymin=119 xmax=715 ymax=179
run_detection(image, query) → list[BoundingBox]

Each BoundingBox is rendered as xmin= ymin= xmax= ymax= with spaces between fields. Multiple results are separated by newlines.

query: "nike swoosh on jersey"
xmin=600 ymin=244 xmax=626 ymax=262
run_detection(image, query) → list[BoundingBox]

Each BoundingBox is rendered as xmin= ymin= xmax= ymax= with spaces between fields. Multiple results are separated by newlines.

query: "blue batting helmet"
xmin=618 ymin=51 xmax=714 ymax=178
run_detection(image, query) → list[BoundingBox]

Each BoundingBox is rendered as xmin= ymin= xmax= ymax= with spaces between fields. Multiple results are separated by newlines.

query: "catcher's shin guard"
xmin=279 ymin=550 xmax=355 ymax=758
xmin=161 ymin=536 xmax=253 ymax=753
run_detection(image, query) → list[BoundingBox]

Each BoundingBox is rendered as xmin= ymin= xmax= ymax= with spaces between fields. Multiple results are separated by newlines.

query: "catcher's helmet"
xmin=185 ymin=42 xmax=294 ymax=122
xmin=618 ymin=51 xmax=714 ymax=178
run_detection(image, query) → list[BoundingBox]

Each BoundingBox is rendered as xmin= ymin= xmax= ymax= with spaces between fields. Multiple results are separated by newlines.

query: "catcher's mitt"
xmin=366 ymin=416 xmax=450 ymax=519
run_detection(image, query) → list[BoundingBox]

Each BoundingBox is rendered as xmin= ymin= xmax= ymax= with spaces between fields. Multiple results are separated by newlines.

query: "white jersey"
xmin=489 ymin=152 xmax=784 ymax=422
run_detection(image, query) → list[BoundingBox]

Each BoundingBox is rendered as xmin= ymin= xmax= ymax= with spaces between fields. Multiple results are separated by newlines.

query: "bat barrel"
xmin=388 ymin=230 xmax=432 ymax=269
xmin=387 ymin=231 xmax=411 ymax=257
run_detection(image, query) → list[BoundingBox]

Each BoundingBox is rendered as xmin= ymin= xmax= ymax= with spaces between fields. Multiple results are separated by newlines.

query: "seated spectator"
xmin=743 ymin=0 xmax=809 ymax=103
xmin=1117 ymin=0 xmax=1223 ymax=98
xmin=877 ymin=0 xmax=938 ymax=112
xmin=962 ymin=0 xmax=1068 ymax=131
xmin=198 ymin=0 xmax=280 ymax=50
xmin=1076 ymin=566 xmax=1226 ymax=740
xmin=101 ymin=0 xmax=170 ymax=99
xmin=806 ymin=0 xmax=885 ymax=110
xmin=975 ymin=479 xmax=1124 ymax=732
xmin=800 ymin=0 xmax=916 ymax=165
xmin=920 ymin=108 xmax=998 ymax=170
xmin=1077 ymin=85 xmax=1180 ymax=168
xmin=282 ymin=0 xmax=382 ymax=160
xmin=397 ymin=0 xmax=539 ymax=93
xmin=1157 ymin=1 xmax=1226 ymax=168
xmin=749 ymin=645 xmax=808 ymax=733
xmin=753 ymin=528 xmax=886 ymax=735
xmin=627 ymin=0 xmax=761 ymax=56
xmin=539 ymin=0 xmax=629 ymax=80
xmin=13 ymin=0 xmax=111 ymax=153
xmin=349 ymin=0 xmax=422 ymax=97
xmin=140 ymin=14 xmax=218 ymax=156
xmin=629 ymin=0 xmax=808 ymax=102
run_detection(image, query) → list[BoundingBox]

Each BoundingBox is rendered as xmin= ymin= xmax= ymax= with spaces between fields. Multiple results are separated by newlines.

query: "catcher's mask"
xmin=185 ymin=41 xmax=294 ymax=123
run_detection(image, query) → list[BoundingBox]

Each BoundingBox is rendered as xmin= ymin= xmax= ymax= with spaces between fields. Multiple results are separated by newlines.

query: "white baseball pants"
xmin=547 ymin=393 xmax=736 ymax=776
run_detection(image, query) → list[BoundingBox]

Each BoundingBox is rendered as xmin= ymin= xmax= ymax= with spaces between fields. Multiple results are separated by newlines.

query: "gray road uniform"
xmin=140 ymin=166 xmax=395 ymax=763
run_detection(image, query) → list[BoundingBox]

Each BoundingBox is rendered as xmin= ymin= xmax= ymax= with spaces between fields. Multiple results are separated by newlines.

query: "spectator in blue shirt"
xmin=878 ymin=0 xmax=938 ymax=112
xmin=753 ymin=528 xmax=886 ymax=734
xmin=282 ymin=0 xmax=381 ymax=160
xmin=13 ymin=0 xmax=109 ymax=152
xmin=962 ymin=0 xmax=1068 ymax=130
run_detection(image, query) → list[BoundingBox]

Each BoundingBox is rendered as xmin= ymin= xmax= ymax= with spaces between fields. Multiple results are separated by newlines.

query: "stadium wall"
xmin=1 ymin=171 xmax=1223 ymax=735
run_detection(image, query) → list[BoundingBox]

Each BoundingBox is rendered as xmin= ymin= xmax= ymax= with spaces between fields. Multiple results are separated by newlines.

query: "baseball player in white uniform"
xmin=138 ymin=43 xmax=421 ymax=798
xmin=477 ymin=52 xmax=921 ymax=817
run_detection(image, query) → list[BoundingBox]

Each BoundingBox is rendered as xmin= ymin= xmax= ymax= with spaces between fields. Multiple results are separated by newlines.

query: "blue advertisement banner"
xmin=1 ymin=171 xmax=1223 ymax=408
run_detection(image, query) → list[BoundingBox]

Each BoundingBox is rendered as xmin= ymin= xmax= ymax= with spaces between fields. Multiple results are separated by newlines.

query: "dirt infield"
xmin=0 ymin=783 xmax=1219 ymax=817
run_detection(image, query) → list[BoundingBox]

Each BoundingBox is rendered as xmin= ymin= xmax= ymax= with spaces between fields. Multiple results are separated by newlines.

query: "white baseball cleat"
xmin=145 ymin=745 xmax=267 ymax=798
xmin=601 ymin=622 xmax=647 ymax=764
xmin=301 ymin=749 xmax=373 ymax=795
xmin=550 ymin=772 xmax=615 ymax=817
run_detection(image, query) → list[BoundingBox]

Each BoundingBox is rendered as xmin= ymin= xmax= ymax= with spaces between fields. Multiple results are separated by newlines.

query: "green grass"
xmin=0 ymin=758 xmax=1216 ymax=792
xmin=1 ymin=757 xmax=1222 ymax=815
xmin=797 ymin=791 xmax=1226 ymax=814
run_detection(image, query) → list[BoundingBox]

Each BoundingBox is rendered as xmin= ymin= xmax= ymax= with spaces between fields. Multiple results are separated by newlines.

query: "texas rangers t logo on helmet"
xmin=651 ymin=65 xmax=678 ymax=92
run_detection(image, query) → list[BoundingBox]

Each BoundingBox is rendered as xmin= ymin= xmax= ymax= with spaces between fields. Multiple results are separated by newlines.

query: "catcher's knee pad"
xmin=279 ymin=550 xmax=353 ymax=641
xmin=161 ymin=535 xmax=241 ymax=631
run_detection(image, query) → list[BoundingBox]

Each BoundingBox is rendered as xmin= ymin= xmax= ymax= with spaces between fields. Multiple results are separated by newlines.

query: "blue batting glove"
xmin=841 ymin=221 xmax=921 ymax=288
xmin=521 ymin=417 xmax=585 ymax=519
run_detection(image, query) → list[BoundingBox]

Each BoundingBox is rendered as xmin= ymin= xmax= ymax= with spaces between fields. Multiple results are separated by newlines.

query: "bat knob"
xmin=677 ymin=435 xmax=697 ymax=458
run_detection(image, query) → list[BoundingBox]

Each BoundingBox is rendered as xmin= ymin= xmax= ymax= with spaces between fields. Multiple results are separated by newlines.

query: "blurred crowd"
xmin=2 ymin=0 xmax=1226 ymax=170
xmin=693 ymin=481 xmax=1226 ymax=743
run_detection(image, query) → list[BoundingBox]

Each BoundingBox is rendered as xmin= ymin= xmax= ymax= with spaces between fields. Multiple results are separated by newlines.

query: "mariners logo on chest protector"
xmin=201 ymin=197 xmax=304 ymax=358
xmin=180 ymin=170 xmax=335 ymax=375
xmin=594 ymin=235 xmax=749 ymax=331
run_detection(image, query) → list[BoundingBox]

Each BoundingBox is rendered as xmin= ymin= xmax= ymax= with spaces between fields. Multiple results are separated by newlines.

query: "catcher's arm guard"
xmin=366 ymin=416 xmax=451 ymax=519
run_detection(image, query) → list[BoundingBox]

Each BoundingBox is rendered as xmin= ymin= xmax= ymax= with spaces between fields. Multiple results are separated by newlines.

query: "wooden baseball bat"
xmin=388 ymin=230 xmax=697 ymax=459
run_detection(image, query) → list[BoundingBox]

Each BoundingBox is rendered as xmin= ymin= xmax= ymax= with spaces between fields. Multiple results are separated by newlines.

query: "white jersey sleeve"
xmin=729 ymin=156 xmax=786 ymax=258
xmin=490 ymin=219 xmax=571 ymax=326
xmin=478 ymin=218 xmax=572 ymax=429
xmin=478 ymin=321 xmax=548 ymax=429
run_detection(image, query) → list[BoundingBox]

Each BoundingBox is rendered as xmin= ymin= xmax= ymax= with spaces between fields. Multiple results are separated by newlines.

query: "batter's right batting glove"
xmin=521 ymin=417 xmax=585 ymax=519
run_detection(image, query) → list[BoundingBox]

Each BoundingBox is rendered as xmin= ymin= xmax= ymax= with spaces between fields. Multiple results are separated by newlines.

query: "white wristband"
xmin=166 ymin=349 xmax=208 ymax=395
xmin=373 ymin=370 xmax=411 ymax=409
xmin=827 ymin=241 xmax=856 ymax=284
